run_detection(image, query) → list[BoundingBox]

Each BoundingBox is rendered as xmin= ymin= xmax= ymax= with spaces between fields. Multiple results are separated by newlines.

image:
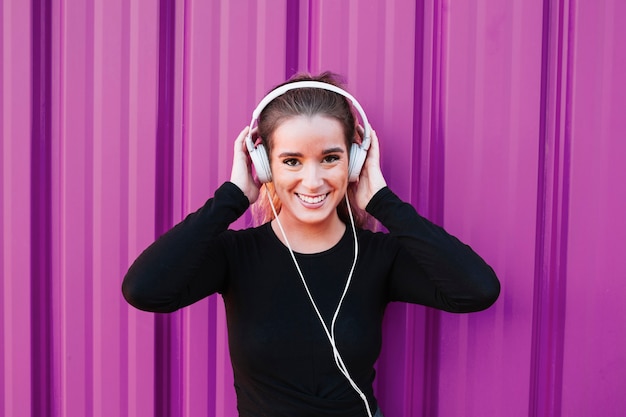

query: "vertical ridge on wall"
xmin=156 ymin=1 xmax=176 ymax=237
xmin=155 ymin=1 xmax=181 ymax=416
xmin=49 ymin=0 xmax=61 ymax=414
xmin=285 ymin=0 xmax=299 ymax=78
xmin=179 ymin=0 xmax=209 ymax=416
xmin=3 ymin=1 xmax=34 ymax=416
xmin=117 ymin=1 xmax=131 ymax=414
xmin=124 ymin=1 xmax=159 ymax=416
xmin=410 ymin=1 xmax=430 ymax=414
xmin=530 ymin=0 xmax=572 ymax=415
xmin=31 ymin=0 xmax=53 ymax=415
xmin=417 ymin=1 xmax=445 ymax=415
xmin=55 ymin=0 xmax=96 ymax=415
xmin=85 ymin=0 xmax=95 ymax=411
xmin=91 ymin=0 xmax=133 ymax=413
xmin=305 ymin=0 xmax=314 ymax=72
xmin=0 ymin=1 xmax=4 ymax=408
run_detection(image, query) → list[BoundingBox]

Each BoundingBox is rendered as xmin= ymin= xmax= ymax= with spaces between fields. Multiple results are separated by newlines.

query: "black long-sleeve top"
xmin=122 ymin=182 xmax=500 ymax=417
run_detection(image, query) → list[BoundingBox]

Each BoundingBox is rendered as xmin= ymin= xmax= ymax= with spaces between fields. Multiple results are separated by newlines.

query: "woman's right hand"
xmin=230 ymin=126 xmax=261 ymax=204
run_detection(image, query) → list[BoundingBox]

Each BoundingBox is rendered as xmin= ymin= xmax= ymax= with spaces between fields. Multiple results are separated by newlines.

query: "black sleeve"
xmin=366 ymin=187 xmax=500 ymax=313
xmin=121 ymin=182 xmax=250 ymax=313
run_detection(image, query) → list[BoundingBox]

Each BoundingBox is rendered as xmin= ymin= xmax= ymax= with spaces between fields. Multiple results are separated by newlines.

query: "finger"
xmin=364 ymin=128 xmax=376 ymax=151
xmin=370 ymin=127 xmax=377 ymax=141
xmin=370 ymin=128 xmax=380 ymax=150
xmin=235 ymin=126 xmax=250 ymax=151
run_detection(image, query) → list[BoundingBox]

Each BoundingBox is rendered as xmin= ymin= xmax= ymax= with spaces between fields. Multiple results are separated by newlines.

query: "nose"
xmin=300 ymin=162 xmax=324 ymax=190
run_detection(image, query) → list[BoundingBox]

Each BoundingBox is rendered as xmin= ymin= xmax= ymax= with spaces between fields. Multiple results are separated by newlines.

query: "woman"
xmin=122 ymin=72 xmax=500 ymax=417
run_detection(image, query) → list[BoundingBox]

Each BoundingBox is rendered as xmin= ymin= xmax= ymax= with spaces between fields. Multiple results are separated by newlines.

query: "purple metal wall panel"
xmin=49 ymin=0 xmax=160 ymax=416
xmin=561 ymin=1 xmax=626 ymax=415
xmin=2 ymin=3 xmax=33 ymax=417
xmin=2 ymin=0 xmax=625 ymax=416
xmin=441 ymin=1 xmax=543 ymax=416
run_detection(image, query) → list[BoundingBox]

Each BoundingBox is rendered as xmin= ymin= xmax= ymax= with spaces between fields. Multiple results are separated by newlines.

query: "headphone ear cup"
xmin=348 ymin=143 xmax=367 ymax=182
xmin=249 ymin=143 xmax=272 ymax=183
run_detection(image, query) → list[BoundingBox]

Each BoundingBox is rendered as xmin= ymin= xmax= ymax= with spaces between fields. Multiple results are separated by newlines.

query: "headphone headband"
xmin=245 ymin=80 xmax=371 ymax=183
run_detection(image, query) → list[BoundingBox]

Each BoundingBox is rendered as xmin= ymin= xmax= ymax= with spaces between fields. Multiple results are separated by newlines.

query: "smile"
xmin=296 ymin=193 xmax=328 ymax=204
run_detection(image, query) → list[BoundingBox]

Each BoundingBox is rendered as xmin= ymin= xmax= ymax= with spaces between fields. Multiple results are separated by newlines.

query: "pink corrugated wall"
xmin=2 ymin=0 xmax=625 ymax=416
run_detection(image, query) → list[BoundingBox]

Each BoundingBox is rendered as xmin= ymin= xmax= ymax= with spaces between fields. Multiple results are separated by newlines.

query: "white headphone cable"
xmin=267 ymin=189 xmax=373 ymax=417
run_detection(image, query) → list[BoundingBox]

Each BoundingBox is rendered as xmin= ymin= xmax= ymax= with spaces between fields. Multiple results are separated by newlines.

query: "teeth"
xmin=298 ymin=194 xmax=326 ymax=204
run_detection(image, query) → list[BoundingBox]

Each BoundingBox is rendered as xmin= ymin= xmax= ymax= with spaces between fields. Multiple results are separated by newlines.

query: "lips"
xmin=296 ymin=193 xmax=328 ymax=204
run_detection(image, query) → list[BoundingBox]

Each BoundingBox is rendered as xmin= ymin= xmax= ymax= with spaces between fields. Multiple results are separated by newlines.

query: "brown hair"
xmin=251 ymin=72 xmax=373 ymax=229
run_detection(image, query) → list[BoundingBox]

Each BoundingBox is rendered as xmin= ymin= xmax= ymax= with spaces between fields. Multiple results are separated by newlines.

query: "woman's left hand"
xmin=354 ymin=127 xmax=387 ymax=210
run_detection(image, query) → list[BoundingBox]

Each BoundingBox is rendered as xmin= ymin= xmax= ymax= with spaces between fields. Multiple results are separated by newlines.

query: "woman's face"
xmin=269 ymin=114 xmax=349 ymax=228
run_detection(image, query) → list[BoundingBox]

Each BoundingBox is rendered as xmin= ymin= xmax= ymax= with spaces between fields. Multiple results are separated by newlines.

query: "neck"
xmin=271 ymin=214 xmax=346 ymax=254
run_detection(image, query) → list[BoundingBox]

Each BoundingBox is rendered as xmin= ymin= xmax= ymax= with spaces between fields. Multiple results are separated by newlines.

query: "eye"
xmin=322 ymin=154 xmax=341 ymax=164
xmin=283 ymin=158 xmax=300 ymax=167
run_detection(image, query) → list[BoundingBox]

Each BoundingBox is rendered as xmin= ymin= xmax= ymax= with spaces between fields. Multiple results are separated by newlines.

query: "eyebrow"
xmin=323 ymin=147 xmax=346 ymax=154
xmin=277 ymin=147 xmax=345 ymax=158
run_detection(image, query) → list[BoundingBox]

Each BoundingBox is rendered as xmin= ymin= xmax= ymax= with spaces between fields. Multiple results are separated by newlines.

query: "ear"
xmin=354 ymin=124 xmax=365 ymax=146
xmin=249 ymin=141 xmax=272 ymax=183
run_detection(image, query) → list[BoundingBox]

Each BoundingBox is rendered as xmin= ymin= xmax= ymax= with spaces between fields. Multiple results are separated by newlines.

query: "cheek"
xmin=270 ymin=166 xmax=296 ymax=193
xmin=334 ymin=165 xmax=350 ymax=184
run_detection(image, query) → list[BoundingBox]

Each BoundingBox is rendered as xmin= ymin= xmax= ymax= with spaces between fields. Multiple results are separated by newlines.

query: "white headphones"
xmin=245 ymin=81 xmax=372 ymax=183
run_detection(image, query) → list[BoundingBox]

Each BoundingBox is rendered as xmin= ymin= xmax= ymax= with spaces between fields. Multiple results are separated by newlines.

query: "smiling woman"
xmin=121 ymin=72 xmax=500 ymax=417
xmin=267 ymin=115 xmax=350 ymax=251
xmin=249 ymin=72 xmax=374 ymax=231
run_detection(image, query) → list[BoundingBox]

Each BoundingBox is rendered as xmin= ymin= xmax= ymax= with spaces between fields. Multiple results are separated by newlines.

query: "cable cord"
xmin=267 ymin=190 xmax=373 ymax=417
